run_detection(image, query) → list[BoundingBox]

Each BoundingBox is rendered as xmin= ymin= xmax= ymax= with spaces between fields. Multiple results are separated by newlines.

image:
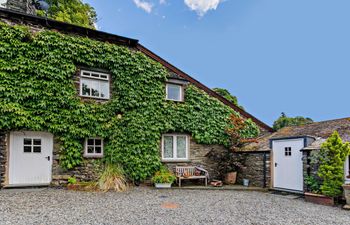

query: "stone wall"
xmin=0 ymin=131 xmax=7 ymax=187
xmin=231 ymin=152 xmax=271 ymax=188
xmin=51 ymin=137 xmax=103 ymax=186
xmin=6 ymin=0 xmax=36 ymax=15
xmin=164 ymin=137 xmax=227 ymax=180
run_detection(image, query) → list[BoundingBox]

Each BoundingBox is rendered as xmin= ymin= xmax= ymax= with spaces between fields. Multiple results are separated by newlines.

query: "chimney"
xmin=4 ymin=0 xmax=36 ymax=15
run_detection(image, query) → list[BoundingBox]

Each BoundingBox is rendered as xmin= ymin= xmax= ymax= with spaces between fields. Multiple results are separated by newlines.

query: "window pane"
xmin=163 ymin=136 xmax=173 ymax=158
xmin=87 ymin=146 xmax=94 ymax=153
xmin=81 ymin=79 xmax=91 ymax=96
xmin=95 ymin=139 xmax=102 ymax=146
xmin=87 ymin=139 xmax=94 ymax=146
xmin=33 ymin=139 xmax=41 ymax=146
xmin=176 ymin=136 xmax=187 ymax=158
xmin=90 ymin=79 xmax=100 ymax=97
xmin=167 ymin=84 xmax=181 ymax=101
xmin=100 ymin=81 xmax=109 ymax=98
xmin=33 ymin=146 xmax=41 ymax=153
xmin=95 ymin=147 xmax=102 ymax=154
xmin=24 ymin=146 xmax=31 ymax=153
xmin=24 ymin=138 xmax=32 ymax=145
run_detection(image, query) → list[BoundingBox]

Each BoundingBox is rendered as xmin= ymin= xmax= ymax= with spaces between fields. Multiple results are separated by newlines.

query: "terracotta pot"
xmin=304 ymin=192 xmax=335 ymax=206
xmin=342 ymin=184 xmax=350 ymax=209
xmin=224 ymin=172 xmax=237 ymax=185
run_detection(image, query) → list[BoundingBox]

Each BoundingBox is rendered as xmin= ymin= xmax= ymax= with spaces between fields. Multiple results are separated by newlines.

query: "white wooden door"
xmin=9 ymin=131 xmax=53 ymax=186
xmin=273 ymin=139 xmax=304 ymax=191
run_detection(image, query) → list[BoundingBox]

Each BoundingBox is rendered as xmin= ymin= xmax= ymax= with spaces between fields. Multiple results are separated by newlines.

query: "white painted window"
xmin=284 ymin=147 xmax=292 ymax=156
xmin=345 ymin=155 xmax=350 ymax=183
xmin=166 ymin=83 xmax=183 ymax=101
xmin=80 ymin=70 xmax=110 ymax=99
xmin=84 ymin=138 xmax=103 ymax=157
xmin=162 ymin=134 xmax=189 ymax=161
xmin=23 ymin=138 xmax=42 ymax=153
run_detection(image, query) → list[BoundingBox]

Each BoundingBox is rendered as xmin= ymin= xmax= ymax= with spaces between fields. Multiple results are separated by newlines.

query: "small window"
xmin=162 ymin=134 xmax=189 ymax=161
xmin=166 ymin=83 xmax=183 ymax=101
xmin=285 ymin=147 xmax=292 ymax=156
xmin=84 ymin=138 xmax=104 ymax=157
xmin=345 ymin=155 xmax=350 ymax=180
xmin=23 ymin=138 xmax=42 ymax=153
xmin=80 ymin=70 xmax=110 ymax=99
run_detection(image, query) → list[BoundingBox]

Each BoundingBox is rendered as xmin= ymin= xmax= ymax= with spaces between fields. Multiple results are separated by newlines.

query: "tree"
xmin=213 ymin=88 xmax=243 ymax=109
xmin=318 ymin=131 xmax=350 ymax=197
xmin=36 ymin=0 xmax=97 ymax=29
xmin=273 ymin=112 xmax=313 ymax=130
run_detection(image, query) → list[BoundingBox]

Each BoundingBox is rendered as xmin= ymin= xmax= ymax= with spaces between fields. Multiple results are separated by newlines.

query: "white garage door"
xmin=9 ymin=131 xmax=53 ymax=186
xmin=273 ymin=138 xmax=304 ymax=192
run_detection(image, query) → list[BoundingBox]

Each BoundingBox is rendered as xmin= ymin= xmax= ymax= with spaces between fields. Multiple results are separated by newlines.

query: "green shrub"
xmin=151 ymin=166 xmax=176 ymax=184
xmin=67 ymin=176 xmax=77 ymax=185
xmin=318 ymin=131 xmax=350 ymax=197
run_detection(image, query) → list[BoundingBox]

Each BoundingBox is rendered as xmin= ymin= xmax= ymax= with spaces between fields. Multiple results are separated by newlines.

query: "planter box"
xmin=155 ymin=183 xmax=172 ymax=188
xmin=304 ymin=192 xmax=335 ymax=206
xmin=224 ymin=172 xmax=237 ymax=185
xmin=67 ymin=183 xmax=98 ymax=191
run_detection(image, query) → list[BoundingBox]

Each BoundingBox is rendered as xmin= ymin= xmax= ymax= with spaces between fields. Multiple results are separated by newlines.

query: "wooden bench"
xmin=175 ymin=166 xmax=208 ymax=187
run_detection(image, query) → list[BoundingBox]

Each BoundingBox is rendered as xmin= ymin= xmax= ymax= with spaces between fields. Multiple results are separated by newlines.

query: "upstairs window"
xmin=80 ymin=70 xmax=110 ymax=99
xmin=84 ymin=138 xmax=104 ymax=158
xmin=166 ymin=83 xmax=183 ymax=101
xmin=162 ymin=134 xmax=189 ymax=161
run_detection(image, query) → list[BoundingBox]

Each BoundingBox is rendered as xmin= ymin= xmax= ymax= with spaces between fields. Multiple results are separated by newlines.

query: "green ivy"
xmin=0 ymin=22 xmax=260 ymax=181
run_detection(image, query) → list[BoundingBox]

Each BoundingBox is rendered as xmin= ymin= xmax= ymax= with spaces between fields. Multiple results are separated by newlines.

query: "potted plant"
xmin=304 ymin=132 xmax=350 ymax=206
xmin=342 ymin=183 xmax=350 ymax=210
xmin=152 ymin=167 xmax=176 ymax=188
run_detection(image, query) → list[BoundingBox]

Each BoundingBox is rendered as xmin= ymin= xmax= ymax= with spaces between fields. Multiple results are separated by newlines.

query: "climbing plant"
xmin=0 ymin=22 xmax=260 ymax=181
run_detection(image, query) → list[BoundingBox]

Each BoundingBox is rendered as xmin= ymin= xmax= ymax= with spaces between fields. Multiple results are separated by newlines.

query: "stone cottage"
xmin=0 ymin=5 xmax=273 ymax=188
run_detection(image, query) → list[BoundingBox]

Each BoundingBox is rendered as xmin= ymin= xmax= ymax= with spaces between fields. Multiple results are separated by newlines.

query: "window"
xmin=166 ymin=83 xmax=183 ymax=101
xmin=23 ymin=138 xmax=41 ymax=153
xmin=285 ymin=147 xmax=292 ymax=156
xmin=162 ymin=134 xmax=189 ymax=161
xmin=345 ymin=155 xmax=350 ymax=181
xmin=80 ymin=70 xmax=110 ymax=99
xmin=84 ymin=138 xmax=104 ymax=157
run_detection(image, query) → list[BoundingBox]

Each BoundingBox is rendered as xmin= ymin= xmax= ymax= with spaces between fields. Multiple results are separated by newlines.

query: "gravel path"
xmin=0 ymin=187 xmax=349 ymax=225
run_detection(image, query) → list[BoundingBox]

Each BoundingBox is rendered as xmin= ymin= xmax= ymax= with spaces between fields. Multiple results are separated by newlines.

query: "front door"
xmin=9 ymin=131 xmax=53 ymax=186
xmin=273 ymin=139 xmax=304 ymax=192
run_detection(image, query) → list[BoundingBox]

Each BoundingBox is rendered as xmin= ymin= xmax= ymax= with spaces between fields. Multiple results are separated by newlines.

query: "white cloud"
xmin=159 ymin=0 xmax=166 ymax=4
xmin=184 ymin=0 xmax=222 ymax=16
xmin=133 ymin=0 xmax=153 ymax=13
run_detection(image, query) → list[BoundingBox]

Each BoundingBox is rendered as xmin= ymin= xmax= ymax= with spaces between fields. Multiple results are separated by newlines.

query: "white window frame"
xmin=80 ymin=70 xmax=110 ymax=100
xmin=166 ymin=83 xmax=184 ymax=102
xmin=161 ymin=134 xmax=189 ymax=162
xmin=345 ymin=155 xmax=350 ymax=184
xmin=84 ymin=137 xmax=104 ymax=158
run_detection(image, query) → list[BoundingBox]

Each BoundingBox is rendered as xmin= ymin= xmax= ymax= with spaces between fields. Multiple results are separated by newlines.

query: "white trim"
xmin=161 ymin=134 xmax=189 ymax=161
xmin=84 ymin=137 xmax=104 ymax=158
xmin=80 ymin=70 xmax=110 ymax=100
xmin=165 ymin=83 xmax=184 ymax=102
xmin=345 ymin=155 xmax=350 ymax=184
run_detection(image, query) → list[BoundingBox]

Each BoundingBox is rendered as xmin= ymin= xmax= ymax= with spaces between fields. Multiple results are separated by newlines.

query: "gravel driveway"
xmin=0 ymin=187 xmax=348 ymax=225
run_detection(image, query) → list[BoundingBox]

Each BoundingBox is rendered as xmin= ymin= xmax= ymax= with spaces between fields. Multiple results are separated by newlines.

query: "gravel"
xmin=0 ymin=187 xmax=349 ymax=225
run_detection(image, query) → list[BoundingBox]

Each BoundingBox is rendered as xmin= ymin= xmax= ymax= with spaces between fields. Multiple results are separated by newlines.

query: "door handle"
xmin=45 ymin=156 xmax=50 ymax=161
xmin=275 ymin=163 xmax=277 ymax=167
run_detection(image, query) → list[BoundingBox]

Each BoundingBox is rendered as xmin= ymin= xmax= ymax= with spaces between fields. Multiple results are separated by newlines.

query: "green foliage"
xmin=304 ymin=175 xmax=321 ymax=194
xmin=98 ymin=163 xmax=128 ymax=192
xmin=212 ymin=88 xmax=243 ymax=109
xmin=0 ymin=22 xmax=260 ymax=181
xmin=36 ymin=0 xmax=97 ymax=29
xmin=151 ymin=166 xmax=176 ymax=184
xmin=273 ymin=112 xmax=313 ymax=130
xmin=67 ymin=176 xmax=77 ymax=184
xmin=318 ymin=131 xmax=350 ymax=197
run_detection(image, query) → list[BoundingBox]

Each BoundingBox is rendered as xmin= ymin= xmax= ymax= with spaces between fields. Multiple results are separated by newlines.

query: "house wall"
xmin=0 ymin=131 xmax=7 ymax=187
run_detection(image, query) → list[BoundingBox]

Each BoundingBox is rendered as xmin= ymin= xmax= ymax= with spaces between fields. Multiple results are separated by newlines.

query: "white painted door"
xmin=273 ymin=139 xmax=304 ymax=191
xmin=9 ymin=131 xmax=53 ymax=186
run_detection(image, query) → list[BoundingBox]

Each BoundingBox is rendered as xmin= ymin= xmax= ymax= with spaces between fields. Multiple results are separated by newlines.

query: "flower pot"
xmin=342 ymin=184 xmax=350 ymax=209
xmin=243 ymin=179 xmax=249 ymax=187
xmin=304 ymin=192 xmax=335 ymax=206
xmin=224 ymin=172 xmax=237 ymax=185
xmin=155 ymin=183 xmax=172 ymax=188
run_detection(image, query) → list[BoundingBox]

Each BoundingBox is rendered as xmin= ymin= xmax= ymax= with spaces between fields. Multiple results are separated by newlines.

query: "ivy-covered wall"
xmin=0 ymin=22 xmax=260 ymax=181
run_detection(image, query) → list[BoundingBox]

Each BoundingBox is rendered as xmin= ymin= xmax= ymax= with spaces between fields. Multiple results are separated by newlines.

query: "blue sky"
xmin=85 ymin=0 xmax=350 ymax=126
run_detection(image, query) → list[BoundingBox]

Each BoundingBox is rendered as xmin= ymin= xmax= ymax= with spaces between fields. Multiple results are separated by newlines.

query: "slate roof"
xmin=239 ymin=117 xmax=350 ymax=152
